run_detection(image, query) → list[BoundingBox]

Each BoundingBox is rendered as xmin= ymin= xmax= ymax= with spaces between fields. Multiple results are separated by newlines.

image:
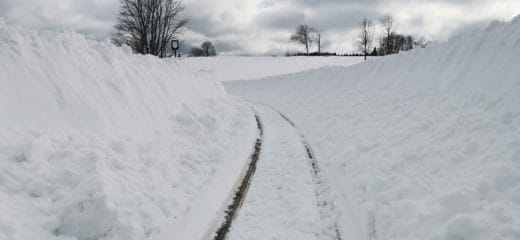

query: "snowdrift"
xmin=0 ymin=21 xmax=255 ymax=240
xmin=227 ymin=16 xmax=520 ymax=240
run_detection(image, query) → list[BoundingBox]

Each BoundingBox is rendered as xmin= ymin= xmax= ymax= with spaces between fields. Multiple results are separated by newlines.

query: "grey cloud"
xmin=290 ymin=0 xmax=381 ymax=10
xmin=1 ymin=0 xmax=517 ymax=55
xmin=73 ymin=1 xmax=118 ymax=22
xmin=1 ymin=0 xmax=117 ymax=40
xmin=252 ymin=1 xmax=379 ymax=33
xmin=258 ymin=11 xmax=307 ymax=30
xmin=184 ymin=10 xmax=244 ymax=38
xmin=0 ymin=1 xmax=10 ymax=15
xmin=294 ymin=0 xmax=475 ymax=7
xmin=187 ymin=15 xmax=236 ymax=38
xmin=449 ymin=19 xmax=493 ymax=37
xmin=213 ymin=40 xmax=240 ymax=53
xmin=306 ymin=7 xmax=379 ymax=30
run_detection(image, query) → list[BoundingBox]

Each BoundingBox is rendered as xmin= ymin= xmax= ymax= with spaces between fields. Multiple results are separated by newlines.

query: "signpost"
xmin=171 ymin=39 xmax=180 ymax=58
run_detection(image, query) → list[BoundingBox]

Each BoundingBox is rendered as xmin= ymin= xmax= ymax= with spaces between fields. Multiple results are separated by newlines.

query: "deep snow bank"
xmin=0 ymin=21 xmax=255 ymax=240
xmin=227 ymin=16 xmax=520 ymax=240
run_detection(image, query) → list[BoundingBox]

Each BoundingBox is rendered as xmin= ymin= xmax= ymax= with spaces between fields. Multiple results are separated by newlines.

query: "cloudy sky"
xmin=1 ymin=0 xmax=519 ymax=55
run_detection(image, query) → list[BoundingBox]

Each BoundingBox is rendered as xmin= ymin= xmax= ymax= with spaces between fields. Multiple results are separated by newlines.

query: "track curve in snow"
xmin=229 ymin=101 xmax=343 ymax=240
xmin=213 ymin=113 xmax=264 ymax=240
xmin=255 ymin=102 xmax=343 ymax=240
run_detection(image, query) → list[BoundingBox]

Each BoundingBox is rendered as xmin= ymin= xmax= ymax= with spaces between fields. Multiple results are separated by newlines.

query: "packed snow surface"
xmin=182 ymin=56 xmax=365 ymax=81
xmin=0 ymin=21 xmax=256 ymax=240
xmin=227 ymin=16 xmax=520 ymax=240
xmin=228 ymin=104 xmax=322 ymax=240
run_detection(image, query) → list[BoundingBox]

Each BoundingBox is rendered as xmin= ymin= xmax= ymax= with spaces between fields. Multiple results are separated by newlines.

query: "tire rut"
xmin=248 ymin=101 xmax=343 ymax=240
xmin=213 ymin=113 xmax=263 ymax=240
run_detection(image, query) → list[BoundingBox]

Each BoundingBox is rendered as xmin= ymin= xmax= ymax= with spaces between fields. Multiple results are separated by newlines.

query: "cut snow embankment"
xmin=0 ymin=21 xmax=256 ymax=240
xmin=226 ymin=16 xmax=520 ymax=240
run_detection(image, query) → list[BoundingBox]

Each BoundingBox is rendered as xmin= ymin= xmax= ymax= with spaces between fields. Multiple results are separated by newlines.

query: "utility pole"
xmin=317 ymin=33 xmax=321 ymax=54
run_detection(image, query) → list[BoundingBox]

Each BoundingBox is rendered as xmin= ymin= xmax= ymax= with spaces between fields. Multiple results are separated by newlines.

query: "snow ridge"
xmin=0 ymin=22 xmax=255 ymax=240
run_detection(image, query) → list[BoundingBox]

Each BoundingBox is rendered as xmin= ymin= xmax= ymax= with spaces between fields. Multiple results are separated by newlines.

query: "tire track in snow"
xmin=213 ymin=112 xmax=263 ymax=240
xmin=248 ymin=101 xmax=343 ymax=240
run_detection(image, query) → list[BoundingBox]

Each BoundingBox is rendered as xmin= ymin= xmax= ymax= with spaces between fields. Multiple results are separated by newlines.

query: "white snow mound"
xmin=227 ymin=16 xmax=520 ymax=240
xmin=0 ymin=21 xmax=255 ymax=240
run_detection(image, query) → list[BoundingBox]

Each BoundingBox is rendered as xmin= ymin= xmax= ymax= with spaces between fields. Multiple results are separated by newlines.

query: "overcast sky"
xmin=1 ymin=0 xmax=519 ymax=55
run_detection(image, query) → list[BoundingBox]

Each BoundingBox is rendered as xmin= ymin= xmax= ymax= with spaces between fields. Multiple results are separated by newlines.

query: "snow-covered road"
xmin=226 ymin=104 xmax=342 ymax=240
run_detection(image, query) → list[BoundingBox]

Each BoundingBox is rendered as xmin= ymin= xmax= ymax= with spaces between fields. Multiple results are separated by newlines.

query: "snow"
xmin=2 ymin=13 xmax=520 ymax=240
xmin=226 ymin=16 xmax=520 ymax=240
xmin=227 ymin=104 xmax=322 ymax=240
xmin=154 ymin=99 xmax=258 ymax=240
xmin=182 ymin=56 xmax=366 ymax=81
xmin=0 ymin=21 xmax=256 ymax=240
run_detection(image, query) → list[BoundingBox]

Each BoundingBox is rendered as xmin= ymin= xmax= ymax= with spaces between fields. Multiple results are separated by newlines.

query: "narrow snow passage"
xmin=227 ymin=104 xmax=323 ymax=240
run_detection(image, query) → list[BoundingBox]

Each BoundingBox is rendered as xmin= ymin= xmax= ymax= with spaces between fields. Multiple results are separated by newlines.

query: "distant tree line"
xmin=286 ymin=52 xmax=337 ymax=57
xmin=286 ymin=52 xmax=383 ymax=57
xmin=290 ymin=15 xmax=428 ymax=59
xmin=368 ymin=15 xmax=427 ymax=58
xmin=189 ymin=41 xmax=217 ymax=57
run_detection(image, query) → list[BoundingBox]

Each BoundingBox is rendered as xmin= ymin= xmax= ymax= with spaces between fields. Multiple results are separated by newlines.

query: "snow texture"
xmin=182 ymin=56 xmax=365 ymax=82
xmin=227 ymin=16 xmax=520 ymax=240
xmin=227 ymin=104 xmax=322 ymax=240
xmin=0 ymin=21 xmax=256 ymax=240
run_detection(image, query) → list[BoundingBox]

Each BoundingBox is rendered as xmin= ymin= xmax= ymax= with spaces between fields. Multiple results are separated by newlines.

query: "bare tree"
xmin=189 ymin=47 xmax=204 ymax=57
xmin=379 ymin=15 xmax=394 ymax=55
xmin=201 ymin=41 xmax=217 ymax=56
xmin=290 ymin=24 xmax=313 ymax=55
xmin=403 ymin=35 xmax=414 ymax=51
xmin=112 ymin=0 xmax=188 ymax=58
xmin=357 ymin=18 xmax=373 ymax=60
xmin=378 ymin=33 xmax=419 ymax=54
xmin=394 ymin=34 xmax=406 ymax=52
xmin=415 ymin=37 xmax=428 ymax=48
xmin=189 ymin=41 xmax=217 ymax=57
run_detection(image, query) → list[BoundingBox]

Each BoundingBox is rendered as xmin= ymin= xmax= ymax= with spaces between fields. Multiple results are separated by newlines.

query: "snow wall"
xmin=227 ymin=16 xmax=520 ymax=240
xmin=0 ymin=20 xmax=256 ymax=240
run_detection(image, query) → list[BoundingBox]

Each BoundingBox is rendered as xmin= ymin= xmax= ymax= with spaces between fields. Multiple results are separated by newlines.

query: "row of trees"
xmin=290 ymin=15 xmax=427 ymax=60
xmin=111 ymin=1 xmax=423 ymax=59
xmin=189 ymin=41 xmax=217 ymax=57
xmin=357 ymin=15 xmax=427 ymax=60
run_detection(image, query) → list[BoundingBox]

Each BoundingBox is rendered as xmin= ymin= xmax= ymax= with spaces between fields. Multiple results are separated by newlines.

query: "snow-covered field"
xmin=182 ymin=56 xmax=366 ymax=81
xmin=0 ymin=22 xmax=256 ymax=239
xmin=226 ymin=17 xmax=520 ymax=240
